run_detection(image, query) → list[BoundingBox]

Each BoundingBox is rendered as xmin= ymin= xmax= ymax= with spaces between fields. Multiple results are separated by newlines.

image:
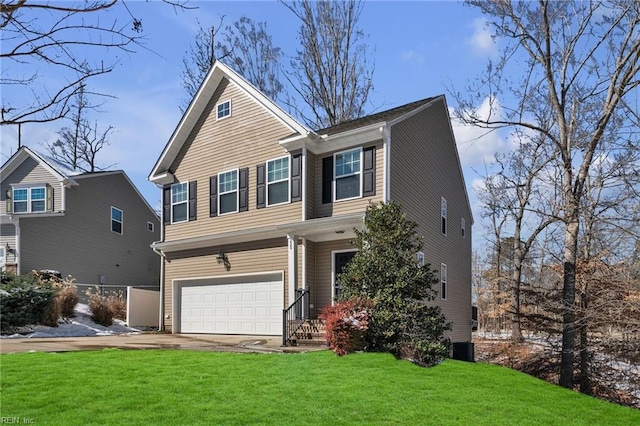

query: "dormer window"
xmin=217 ymin=100 xmax=231 ymax=120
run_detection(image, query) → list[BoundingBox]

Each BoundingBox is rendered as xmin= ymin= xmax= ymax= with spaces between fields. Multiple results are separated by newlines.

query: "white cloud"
xmin=401 ymin=50 xmax=426 ymax=64
xmin=468 ymin=17 xmax=497 ymax=56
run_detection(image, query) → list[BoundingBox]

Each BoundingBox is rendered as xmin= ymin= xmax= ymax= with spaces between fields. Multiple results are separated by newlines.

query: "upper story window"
xmin=440 ymin=263 xmax=448 ymax=300
xmin=461 ymin=217 xmax=466 ymax=238
xmin=11 ymin=185 xmax=47 ymax=213
xmin=267 ymin=156 xmax=290 ymax=206
xmin=111 ymin=206 xmax=123 ymax=234
xmin=147 ymin=221 xmax=154 ymax=232
xmin=416 ymin=251 xmax=425 ymax=267
xmin=441 ymin=197 xmax=447 ymax=235
xmin=216 ymin=100 xmax=231 ymax=120
xmin=219 ymin=169 xmax=238 ymax=215
xmin=171 ymin=182 xmax=188 ymax=223
xmin=334 ymin=148 xmax=362 ymax=201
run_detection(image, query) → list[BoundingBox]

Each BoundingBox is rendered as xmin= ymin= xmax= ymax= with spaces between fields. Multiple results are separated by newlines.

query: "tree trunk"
xmin=511 ymin=253 xmax=524 ymax=343
xmin=560 ymin=218 xmax=579 ymax=389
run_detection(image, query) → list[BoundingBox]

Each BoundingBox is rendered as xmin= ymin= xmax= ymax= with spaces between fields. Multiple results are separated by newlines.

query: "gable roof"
xmin=315 ymin=96 xmax=439 ymax=136
xmin=0 ymin=146 xmax=80 ymax=186
xmin=148 ymin=61 xmax=312 ymax=184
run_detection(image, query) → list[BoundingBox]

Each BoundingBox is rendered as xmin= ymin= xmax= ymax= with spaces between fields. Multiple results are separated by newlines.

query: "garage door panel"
xmin=179 ymin=276 xmax=283 ymax=335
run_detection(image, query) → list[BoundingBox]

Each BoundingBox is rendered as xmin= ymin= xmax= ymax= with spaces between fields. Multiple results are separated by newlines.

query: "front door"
xmin=333 ymin=251 xmax=356 ymax=301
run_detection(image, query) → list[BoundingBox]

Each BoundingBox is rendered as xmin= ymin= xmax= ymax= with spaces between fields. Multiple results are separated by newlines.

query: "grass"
xmin=1 ymin=350 xmax=638 ymax=425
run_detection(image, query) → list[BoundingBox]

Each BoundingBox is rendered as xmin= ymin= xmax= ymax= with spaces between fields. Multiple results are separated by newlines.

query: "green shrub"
xmin=340 ymin=201 xmax=452 ymax=366
xmin=0 ymin=272 xmax=58 ymax=332
xmin=320 ymin=297 xmax=373 ymax=355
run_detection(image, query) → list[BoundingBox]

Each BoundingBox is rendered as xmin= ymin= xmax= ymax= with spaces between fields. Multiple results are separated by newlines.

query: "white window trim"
xmin=441 ymin=197 xmax=448 ymax=236
xmin=12 ymin=184 xmax=46 ymax=214
xmin=333 ymin=147 xmax=363 ymax=202
xmin=147 ymin=221 xmax=154 ymax=232
xmin=216 ymin=99 xmax=232 ymax=120
xmin=416 ymin=251 xmax=425 ymax=267
xmin=218 ymin=168 xmax=239 ymax=215
xmin=111 ymin=206 xmax=123 ymax=235
xmin=171 ymin=182 xmax=189 ymax=224
xmin=266 ymin=155 xmax=291 ymax=207
xmin=440 ymin=263 xmax=447 ymax=301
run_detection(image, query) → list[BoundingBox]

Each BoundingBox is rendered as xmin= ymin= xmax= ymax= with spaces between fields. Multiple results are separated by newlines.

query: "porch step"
xmin=288 ymin=319 xmax=327 ymax=347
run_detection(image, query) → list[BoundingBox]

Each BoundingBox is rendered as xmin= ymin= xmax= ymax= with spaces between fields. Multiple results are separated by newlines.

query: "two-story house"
xmin=149 ymin=61 xmax=473 ymax=350
xmin=1 ymin=146 xmax=160 ymax=289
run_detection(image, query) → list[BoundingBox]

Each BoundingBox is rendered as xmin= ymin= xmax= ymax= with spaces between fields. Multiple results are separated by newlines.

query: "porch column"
xmin=287 ymin=234 xmax=298 ymax=307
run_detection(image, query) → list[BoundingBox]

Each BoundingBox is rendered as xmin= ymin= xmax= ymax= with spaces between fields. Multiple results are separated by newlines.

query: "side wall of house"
xmin=389 ymin=99 xmax=473 ymax=343
xmin=19 ymin=173 xmax=160 ymax=286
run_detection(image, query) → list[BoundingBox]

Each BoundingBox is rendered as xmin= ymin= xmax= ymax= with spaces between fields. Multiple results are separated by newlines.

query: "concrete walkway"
xmin=0 ymin=333 xmax=325 ymax=354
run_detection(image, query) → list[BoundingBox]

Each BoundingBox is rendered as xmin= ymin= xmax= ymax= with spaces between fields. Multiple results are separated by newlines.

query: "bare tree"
xmin=1 ymin=0 xmax=192 ymax=126
xmin=45 ymin=86 xmax=115 ymax=173
xmin=180 ymin=16 xmax=283 ymax=112
xmin=282 ymin=0 xmax=374 ymax=128
xmin=455 ymin=0 xmax=640 ymax=389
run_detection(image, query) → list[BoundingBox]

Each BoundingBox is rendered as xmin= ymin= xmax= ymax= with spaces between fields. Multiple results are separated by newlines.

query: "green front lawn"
xmin=1 ymin=350 xmax=637 ymax=425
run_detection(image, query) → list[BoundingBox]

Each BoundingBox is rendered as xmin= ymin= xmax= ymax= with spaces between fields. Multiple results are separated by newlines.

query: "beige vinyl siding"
xmin=19 ymin=173 xmax=160 ymax=286
xmin=313 ymin=239 xmax=354 ymax=314
xmin=1 ymin=157 xmax=63 ymax=214
xmin=165 ymin=78 xmax=302 ymax=241
xmin=0 ymin=224 xmax=17 ymax=264
xmin=389 ymin=98 xmax=472 ymax=343
xmin=304 ymin=240 xmax=317 ymax=316
xmin=162 ymin=238 xmax=289 ymax=332
xmin=314 ymin=142 xmax=384 ymax=218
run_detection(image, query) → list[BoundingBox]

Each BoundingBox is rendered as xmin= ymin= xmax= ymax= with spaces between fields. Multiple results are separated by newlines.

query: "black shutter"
xmin=163 ymin=185 xmax=171 ymax=224
xmin=188 ymin=181 xmax=197 ymax=221
xmin=256 ymin=163 xmax=266 ymax=209
xmin=291 ymin=154 xmax=302 ymax=202
xmin=363 ymin=146 xmax=376 ymax=197
xmin=239 ymin=167 xmax=249 ymax=212
xmin=322 ymin=156 xmax=333 ymax=204
xmin=209 ymin=176 xmax=218 ymax=217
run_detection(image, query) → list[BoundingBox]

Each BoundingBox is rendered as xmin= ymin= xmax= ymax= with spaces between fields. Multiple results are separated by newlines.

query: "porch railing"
xmin=282 ymin=288 xmax=309 ymax=346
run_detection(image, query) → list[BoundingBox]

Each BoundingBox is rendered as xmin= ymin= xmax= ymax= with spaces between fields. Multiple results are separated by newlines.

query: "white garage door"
xmin=178 ymin=273 xmax=283 ymax=335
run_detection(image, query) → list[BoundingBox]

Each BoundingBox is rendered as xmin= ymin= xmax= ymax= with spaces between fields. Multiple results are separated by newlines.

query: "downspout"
xmin=301 ymin=146 xmax=307 ymax=222
xmin=382 ymin=125 xmax=391 ymax=202
xmin=152 ymin=184 xmax=165 ymax=332
xmin=9 ymin=216 xmax=20 ymax=275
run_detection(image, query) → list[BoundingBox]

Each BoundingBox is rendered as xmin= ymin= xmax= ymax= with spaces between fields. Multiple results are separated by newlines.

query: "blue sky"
xmin=1 ymin=1 xmax=510 ymax=244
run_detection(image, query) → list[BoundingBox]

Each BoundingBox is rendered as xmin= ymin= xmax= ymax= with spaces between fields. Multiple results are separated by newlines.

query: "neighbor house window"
xmin=334 ymin=148 xmax=362 ymax=201
xmin=216 ymin=100 xmax=231 ymax=120
xmin=218 ymin=169 xmax=238 ymax=215
xmin=461 ymin=217 xmax=466 ymax=238
xmin=267 ymin=156 xmax=290 ymax=206
xmin=441 ymin=197 xmax=447 ymax=235
xmin=12 ymin=186 xmax=46 ymax=213
xmin=147 ymin=221 xmax=154 ymax=232
xmin=440 ymin=263 xmax=447 ymax=300
xmin=171 ymin=182 xmax=188 ymax=223
xmin=111 ymin=207 xmax=123 ymax=234
xmin=416 ymin=251 xmax=425 ymax=267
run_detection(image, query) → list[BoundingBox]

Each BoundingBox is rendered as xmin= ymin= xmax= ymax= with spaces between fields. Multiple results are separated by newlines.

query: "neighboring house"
xmin=0 ymin=146 xmax=160 ymax=289
xmin=149 ymin=61 xmax=473 ymax=349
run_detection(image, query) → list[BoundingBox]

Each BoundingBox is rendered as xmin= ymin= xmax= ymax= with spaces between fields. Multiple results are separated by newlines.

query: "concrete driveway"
xmin=0 ymin=333 xmax=324 ymax=354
